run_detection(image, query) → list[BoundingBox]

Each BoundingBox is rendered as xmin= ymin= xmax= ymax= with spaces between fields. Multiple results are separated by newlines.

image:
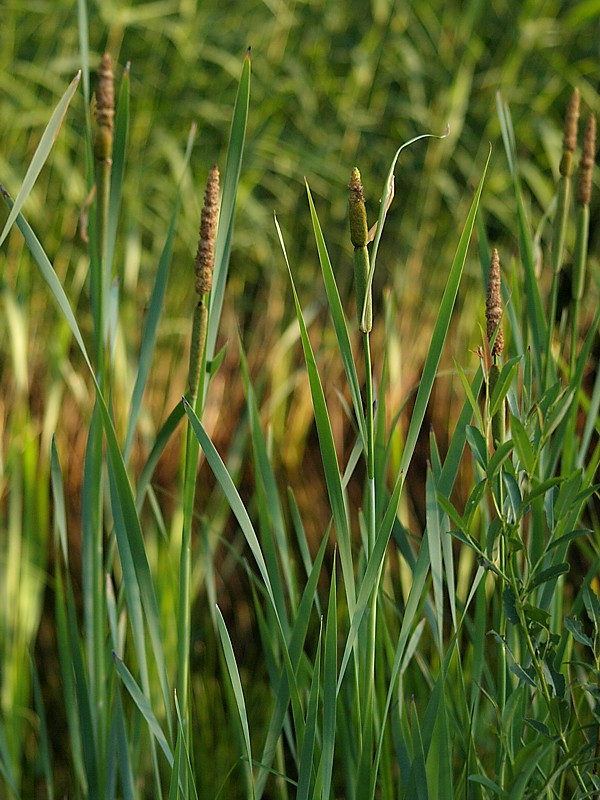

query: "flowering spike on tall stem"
xmin=576 ymin=114 xmax=596 ymax=208
xmin=560 ymin=87 xmax=580 ymax=178
xmin=195 ymin=164 xmax=220 ymax=296
xmin=348 ymin=167 xmax=372 ymax=332
xmin=486 ymin=247 xmax=504 ymax=358
xmin=189 ymin=165 xmax=220 ymax=402
xmin=94 ymin=52 xmax=115 ymax=164
xmin=486 ymin=248 xmax=505 ymax=447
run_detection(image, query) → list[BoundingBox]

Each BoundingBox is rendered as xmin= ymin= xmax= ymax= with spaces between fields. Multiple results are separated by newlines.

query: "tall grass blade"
xmin=113 ymin=655 xmax=174 ymax=768
xmin=206 ymin=49 xmax=251 ymax=364
xmin=183 ymin=399 xmax=277 ymax=613
xmin=105 ymin=64 xmax=131 ymax=277
xmin=50 ymin=436 xmax=69 ymax=564
xmin=104 ymin=422 xmax=173 ymax=739
xmin=240 ymin=344 xmax=293 ymax=629
xmin=216 ymin=606 xmax=255 ymax=798
xmin=275 ymin=215 xmax=355 ymax=616
xmin=136 ymin=403 xmax=185 ymax=508
xmin=0 ymin=191 xmax=93 ymax=372
xmin=29 ymin=654 xmax=53 ymax=799
xmin=123 ymin=125 xmax=196 ymax=461
xmin=400 ymin=148 xmax=491 ymax=479
xmin=426 ymin=468 xmax=444 ymax=652
xmin=76 ymin=0 xmax=91 ymax=107
xmin=65 ymin=579 xmax=99 ymax=799
xmin=321 ymin=566 xmax=337 ymax=800
xmin=305 ymin=183 xmax=367 ymax=448
xmin=296 ymin=625 xmax=322 ymax=800
xmin=0 ymin=720 xmax=18 ymax=799
xmin=256 ymin=533 xmax=328 ymax=799
xmin=363 ymin=126 xmax=450 ymax=330
xmin=111 ymin=687 xmax=136 ymax=800
xmin=496 ymin=94 xmax=547 ymax=380
xmin=0 ymin=71 xmax=81 ymax=247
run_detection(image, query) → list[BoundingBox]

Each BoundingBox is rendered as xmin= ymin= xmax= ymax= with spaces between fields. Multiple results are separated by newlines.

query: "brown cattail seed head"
xmin=348 ymin=167 xmax=368 ymax=248
xmin=577 ymin=114 xmax=596 ymax=206
xmin=195 ymin=164 xmax=220 ymax=296
xmin=486 ymin=248 xmax=504 ymax=357
xmin=94 ymin=53 xmax=115 ymax=162
xmin=560 ymin=89 xmax=580 ymax=177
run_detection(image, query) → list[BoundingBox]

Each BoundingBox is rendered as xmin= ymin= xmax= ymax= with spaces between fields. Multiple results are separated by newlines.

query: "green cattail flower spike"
xmin=576 ymin=114 xmax=596 ymax=208
xmin=189 ymin=165 xmax=220 ymax=401
xmin=195 ymin=164 xmax=220 ymax=296
xmin=348 ymin=167 xmax=372 ymax=332
xmin=572 ymin=114 xmax=596 ymax=305
xmin=486 ymin=247 xmax=504 ymax=358
xmin=486 ymin=248 xmax=505 ymax=446
xmin=560 ymin=87 xmax=580 ymax=178
xmin=93 ymin=52 xmax=115 ymax=164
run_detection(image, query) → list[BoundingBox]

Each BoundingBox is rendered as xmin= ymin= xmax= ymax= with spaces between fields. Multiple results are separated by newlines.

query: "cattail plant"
xmin=571 ymin=113 xmax=596 ymax=370
xmin=179 ymin=163 xmax=220 ymax=777
xmin=545 ymin=88 xmax=580 ymax=387
xmin=91 ymin=52 xmax=115 ymax=370
xmin=486 ymin=247 xmax=505 ymax=446
xmin=348 ymin=167 xmax=372 ymax=334
xmin=188 ymin=164 xmax=220 ymax=403
xmin=93 ymin=53 xmax=114 ymax=261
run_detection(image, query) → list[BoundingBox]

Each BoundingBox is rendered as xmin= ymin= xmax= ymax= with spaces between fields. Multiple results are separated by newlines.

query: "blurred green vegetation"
xmin=1 ymin=1 xmax=599 ymax=796
xmin=2 ymin=0 xmax=599 ymax=358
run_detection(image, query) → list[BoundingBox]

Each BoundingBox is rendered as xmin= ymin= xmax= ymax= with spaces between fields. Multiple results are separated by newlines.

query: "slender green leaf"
xmin=466 ymin=425 xmax=488 ymax=471
xmin=321 ymin=566 xmax=337 ymax=800
xmin=240 ymin=343 xmax=293 ymax=628
xmin=297 ymin=626 xmax=322 ymax=800
xmin=363 ymin=126 xmax=450 ymax=330
xmin=426 ymin=468 xmax=444 ymax=652
xmin=184 ymin=400 xmax=277 ymax=614
xmin=468 ymin=775 xmax=509 ymax=797
xmin=275 ymin=215 xmax=355 ymax=616
xmin=123 ymin=125 xmax=195 ymax=461
xmin=0 ymin=72 xmax=81 ymax=247
xmin=206 ymin=50 xmax=251 ymax=365
xmin=256 ymin=533 xmax=328 ymax=799
xmin=400 ymin=150 xmax=491 ymax=480
xmin=305 ymin=183 xmax=367 ymax=447
xmin=217 ymin=607 xmax=254 ymax=797
xmin=528 ymin=563 xmax=570 ymax=592
xmin=114 ymin=655 xmax=173 ymax=768
xmin=105 ymin=64 xmax=131 ymax=276
xmin=29 ymin=652 xmax=54 ymax=800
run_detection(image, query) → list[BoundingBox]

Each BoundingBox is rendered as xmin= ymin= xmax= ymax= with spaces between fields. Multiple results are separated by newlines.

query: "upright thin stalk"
xmin=570 ymin=114 xmax=595 ymax=378
xmin=545 ymin=89 xmax=579 ymax=389
xmin=177 ymin=166 xmax=219 ymax=764
xmin=486 ymin=248 xmax=508 ymax=783
xmin=563 ymin=114 xmax=595 ymax=474
xmin=349 ymin=168 xmax=378 ymax=794
xmin=92 ymin=52 xmax=114 ymax=370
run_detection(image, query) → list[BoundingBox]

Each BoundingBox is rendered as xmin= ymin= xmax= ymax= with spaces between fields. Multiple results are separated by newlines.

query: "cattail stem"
xmin=545 ymin=176 xmax=571 ymax=388
xmin=545 ymin=89 xmax=579 ymax=389
xmin=93 ymin=53 xmax=115 ymax=365
xmin=188 ymin=301 xmax=208 ymax=404
xmin=354 ymin=247 xmax=372 ymax=333
xmin=178 ymin=164 xmax=220 ymax=764
xmin=488 ymin=363 xmax=505 ymax=447
xmin=570 ymin=114 xmax=595 ymax=378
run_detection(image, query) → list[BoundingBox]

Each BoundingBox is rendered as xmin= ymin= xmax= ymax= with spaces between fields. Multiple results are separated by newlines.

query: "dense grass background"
xmin=1 ymin=0 xmax=599 ymax=797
